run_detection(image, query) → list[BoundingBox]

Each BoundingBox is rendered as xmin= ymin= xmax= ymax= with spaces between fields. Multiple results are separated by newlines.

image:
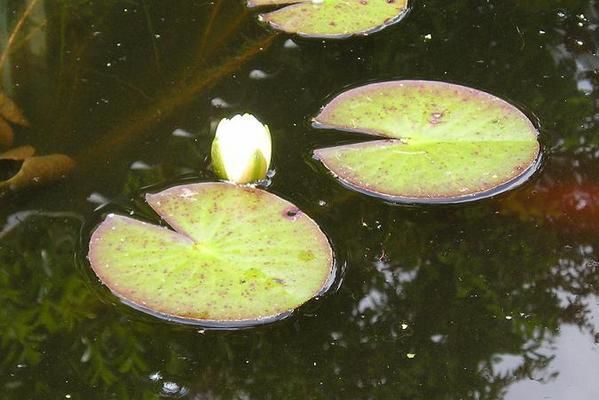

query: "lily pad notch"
xmin=248 ymin=0 xmax=410 ymax=38
xmin=312 ymin=80 xmax=541 ymax=203
xmin=88 ymin=182 xmax=335 ymax=327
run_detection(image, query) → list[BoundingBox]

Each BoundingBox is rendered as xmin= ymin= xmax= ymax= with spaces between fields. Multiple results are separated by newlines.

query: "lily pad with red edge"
xmin=312 ymin=80 xmax=541 ymax=203
xmin=248 ymin=0 xmax=409 ymax=38
xmin=88 ymin=182 xmax=334 ymax=327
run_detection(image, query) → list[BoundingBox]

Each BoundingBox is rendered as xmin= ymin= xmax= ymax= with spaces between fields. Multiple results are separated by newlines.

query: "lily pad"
xmin=248 ymin=0 xmax=409 ymax=38
xmin=313 ymin=80 xmax=541 ymax=203
xmin=88 ymin=182 xmax=334 ymax=326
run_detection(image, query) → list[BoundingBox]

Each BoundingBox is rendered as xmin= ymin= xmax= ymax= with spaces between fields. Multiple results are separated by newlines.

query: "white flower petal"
xmin=211 ymin=114 xmax=271 ymax=184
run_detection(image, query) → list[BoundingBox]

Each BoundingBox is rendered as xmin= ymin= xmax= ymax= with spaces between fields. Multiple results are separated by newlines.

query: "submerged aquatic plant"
xmin=0 ymin=91 xmax=29 ymax=148
xmin=0 ymin=3 xmax=77 ymax=199
xmin=0 ymin=145 xmax=75 ymax=197
xmin=0 ymin=92 xmax=74 ymax=198
xmin=211 ymin=114 xmax=271 ymax=184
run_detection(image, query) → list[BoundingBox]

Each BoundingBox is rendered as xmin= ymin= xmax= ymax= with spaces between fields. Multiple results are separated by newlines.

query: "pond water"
xmin=1 ymin=0 xmax=599 ymax=398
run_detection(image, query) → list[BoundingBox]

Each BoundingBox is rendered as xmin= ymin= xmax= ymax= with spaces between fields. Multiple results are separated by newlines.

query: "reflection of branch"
xmin=83 ymin=68 xmax=152 ymax=100
xmin=76 ymin=33 xmax=277 ymax=167
xmin=7 ymin=20 xmax=47 ymax=56
xmin=0 ymin=0 xmax=40 ymax=71
xmin=194 ymin=0 xmax=224 ymax=64
xmin=203 ymin=9 xmax=251 ymax=62
xmin=141 ymin=0 xmax=161 ymax=72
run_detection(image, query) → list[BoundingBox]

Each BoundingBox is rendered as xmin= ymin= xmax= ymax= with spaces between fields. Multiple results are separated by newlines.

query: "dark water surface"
xmin=1 ymin=0 xmax=599 ymax=398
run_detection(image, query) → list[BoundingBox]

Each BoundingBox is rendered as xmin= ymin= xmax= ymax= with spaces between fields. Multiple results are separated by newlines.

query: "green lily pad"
xmin=248 ymin=0 xmax=409 ymax=38
xmin=313 ymin=80 xmax=541 ymax=203
xmin=88 ymin=182 xmax=334 ymax=326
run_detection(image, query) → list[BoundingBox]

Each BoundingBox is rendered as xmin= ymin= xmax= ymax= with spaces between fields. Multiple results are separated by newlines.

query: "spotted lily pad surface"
xmin=248 ymin=0 xmax=409 ymax=38
xmin=88 ymin=182 xmax=333 ymax=326
xmin=313 ymin=81 xmax=541 ymax=203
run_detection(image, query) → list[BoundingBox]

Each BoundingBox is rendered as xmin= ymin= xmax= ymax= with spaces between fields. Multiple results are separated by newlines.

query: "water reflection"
xmin=1 ymin=0 xmax=599 ymax=399
xmin=2 ymin=199 xmax=598 ymax=398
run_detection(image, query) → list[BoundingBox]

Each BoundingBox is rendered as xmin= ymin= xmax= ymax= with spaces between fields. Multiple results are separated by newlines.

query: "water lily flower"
xmin=211 ymin=114 xmax=271 ymax=184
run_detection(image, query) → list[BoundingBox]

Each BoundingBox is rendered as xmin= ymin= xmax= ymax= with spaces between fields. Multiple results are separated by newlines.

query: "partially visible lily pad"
xmin=88 ymin=182 xmax=334 ymax=326
xmin=313 ymin=80 xmax=541 ymax=203
xmin=0 ymin=146 xmax=76 ymax=196
xmin=248 ymin=0 xmax=409 ymax=38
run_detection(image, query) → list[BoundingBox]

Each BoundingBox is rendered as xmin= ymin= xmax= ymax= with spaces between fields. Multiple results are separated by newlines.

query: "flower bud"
xmin=211 ymin=114 xmax=272 ymax=184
